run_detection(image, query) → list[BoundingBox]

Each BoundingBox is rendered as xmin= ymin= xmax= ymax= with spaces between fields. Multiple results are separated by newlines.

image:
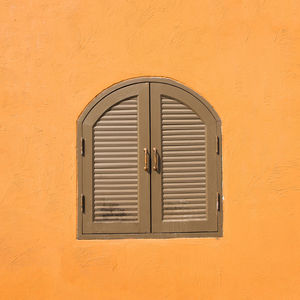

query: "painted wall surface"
xmin=0 ymin=1 xmax=299 ymax=299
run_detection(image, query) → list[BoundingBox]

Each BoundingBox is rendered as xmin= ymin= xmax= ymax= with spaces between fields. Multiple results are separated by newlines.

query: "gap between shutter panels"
xmin=93 ymin=97 xmax=139 ymax=222
xmin=161 ymin=98 xmax=208 ymax=222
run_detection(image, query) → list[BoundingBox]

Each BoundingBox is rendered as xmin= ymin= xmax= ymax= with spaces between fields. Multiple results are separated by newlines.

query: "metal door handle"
xmin=153 ymin=147 xmax=158 ymax=171
xmin=144 ymin=148 xmax=149 ymax=171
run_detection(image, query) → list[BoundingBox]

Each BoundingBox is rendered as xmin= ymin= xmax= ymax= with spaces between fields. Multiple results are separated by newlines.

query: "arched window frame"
xmin=77 ymin=77 xmax=222 ymax=239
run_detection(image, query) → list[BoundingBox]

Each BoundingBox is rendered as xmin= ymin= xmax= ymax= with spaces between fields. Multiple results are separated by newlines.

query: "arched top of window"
xmin=77 ymin=77 xmax=221 ymax=126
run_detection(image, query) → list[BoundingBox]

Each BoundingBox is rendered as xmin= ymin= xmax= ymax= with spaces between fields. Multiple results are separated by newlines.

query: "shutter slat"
xmin=95 ymin=162 xmax=137 ymax=168
xmin=162 ymin=129 xmax=205 ymax=135
xmin=162 ymin=109 xmax=195 ymax=114
xmin=163 ymin=150 xmax=205 ymax=156
xmin=162 ymin=114 xmax=200 ymax=119
xmin=97 ymin=119 xmax=137 ymax=125
xmin=163 ymin=182 xmax=206 ymax=188
xmin=94 ymin=205 xmax=138 ymax=209
xmin=95 ymin=178 xmax=138 ymax=183
xmin=95 ymin=152 xmax=137 ymax=158
xmin=161 ymin=105 xmax=190 ymax=109
xmin=164 ymin=199 xmax=207 ymax=204
xmin=161 ymin=98 xmax=208 ymax=221
xmin=95 ymin=141 xmax=137 ymax=146
xmin=104 ymin=110 xmax=137 ymax=115
xmin=162 ymin=124 xmax=205 ymax=130
xmin=94 ymin=169 xmax=137 ymax=173
xmin=162 ymin=172 xmax=205 ymax=177
xmin=94 ymin=131 xmax=137 ymax=136
xmin=94 ymin=174 xmax=137 ymax=179
xmin=94 ymin=146 xmax=137 ymax=151
xmin=164 ymin=204 xmax=206 ymax=209
xmin=94 ymin=196 xmax=137 ymax=201
xmin=163 ymin=145 xmax=205 ymax=151
xmin=94 ymin=136 xmax=137 ymax=140
xmin=93 ymin=98 xmax=139 ymax=223
xmin=163 ymin=135 xmax=206 ymax=141
xmin=94 ymin=125 xmax=138 ymax=131
xmin=163 ymin=164 xmax=205 ymax=169
xmin=163 ymin=156 xmax=205 ymax=162
xmin=163 ymin=167 xmax=206 ymax=172
xmin=163 ymin=209 xmax=207 ymax=215
xmin=101 ymin=115 xmax=138 ymax=120
xmin=162 ymin=140 xmax=206 ymax=146
xmin=163 ymin=188 xmax=206 ymax=193
xmin=94 ymin=216 xmax=138 ymax=222
xmin=162 ymin=119 xmax=204 ymax=125
xmin=94 ymin=158 xmax=137 ymax=163
xmin=163 ymin=177 xmax=206 ymax=183
xmin=163 ymin=215 xmax=207 ymax=221
xmin=94 ymin=212 xmax=138 ymax=216
xmin=164 ymin=193 xmax=206 ymax=199
xmin=94 ymin=184 xmax=138 ymax=189
xmin=94 ymin=190 xmax=137 ymax=195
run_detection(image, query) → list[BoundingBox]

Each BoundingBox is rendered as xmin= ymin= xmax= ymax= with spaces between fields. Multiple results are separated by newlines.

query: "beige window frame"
xmin=77 ymin=77 xmax=222 ymax=239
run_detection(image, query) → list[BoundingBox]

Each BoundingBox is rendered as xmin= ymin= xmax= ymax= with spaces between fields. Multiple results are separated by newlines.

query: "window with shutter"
xmin=77 ymin=78 xmax=222 ymax=239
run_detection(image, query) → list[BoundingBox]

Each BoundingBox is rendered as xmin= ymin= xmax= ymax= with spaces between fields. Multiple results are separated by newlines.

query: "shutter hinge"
xmin=216 ymin=136 xmax=220 ymax=155
xmin=81 ymin=137 xmax=85 ymax=156
xmin=81 ymin=194 xmax=85 ymax=213
xmin=217 ymin=192 xmax=221 ymax=211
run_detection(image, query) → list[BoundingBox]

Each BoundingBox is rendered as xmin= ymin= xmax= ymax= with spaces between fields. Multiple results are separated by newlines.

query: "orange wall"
xmin=0 ymin=1 xmax=299 ymax=299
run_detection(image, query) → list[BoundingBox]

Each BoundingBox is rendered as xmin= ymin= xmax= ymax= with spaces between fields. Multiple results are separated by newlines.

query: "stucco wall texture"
xmin=0 ymin=1 xmax=299 ymax=299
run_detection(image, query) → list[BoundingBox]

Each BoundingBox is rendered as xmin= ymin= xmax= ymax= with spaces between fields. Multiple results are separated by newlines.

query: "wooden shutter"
xmin=150 ymin=83 xmax=218 ymax=232
xmin=82 ymin=83 xmax=150 ymax=234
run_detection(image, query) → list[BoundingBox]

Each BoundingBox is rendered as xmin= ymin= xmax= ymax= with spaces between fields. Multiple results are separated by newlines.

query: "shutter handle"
xmin=144 ymin=148 xmax=149 ymax=172
xmin=153 ymin=147 xmax=159 ymax=171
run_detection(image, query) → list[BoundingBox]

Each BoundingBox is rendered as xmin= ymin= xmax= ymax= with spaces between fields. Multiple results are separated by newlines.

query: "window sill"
xmin=77 ymin=229 xmax=222 ymax=240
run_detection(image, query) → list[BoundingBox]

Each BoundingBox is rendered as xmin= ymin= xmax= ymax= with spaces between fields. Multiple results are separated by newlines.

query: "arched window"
xmin=77 ymin=78 xmax=222 ymax=239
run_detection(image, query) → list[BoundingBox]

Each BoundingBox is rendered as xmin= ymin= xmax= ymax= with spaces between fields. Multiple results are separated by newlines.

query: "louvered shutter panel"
xmin=93 ymin=98 xmax=139 ymax=223
xmin=161 ymin=98 xmax=207 ymax=222
xmin=151 ymin=83 xmax=218 ymax=232
xmin=82 ymin=83 xmax=150 ymax=234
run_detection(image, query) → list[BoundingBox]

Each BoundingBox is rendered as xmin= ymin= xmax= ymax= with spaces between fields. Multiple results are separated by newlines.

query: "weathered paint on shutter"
xmin=82 ymin=83 xmax=150 ymax=234
xmin=93 ymin=98 xmax=139 ymax=222
xmin=150 ymin=83 xmax=218 ymax=233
